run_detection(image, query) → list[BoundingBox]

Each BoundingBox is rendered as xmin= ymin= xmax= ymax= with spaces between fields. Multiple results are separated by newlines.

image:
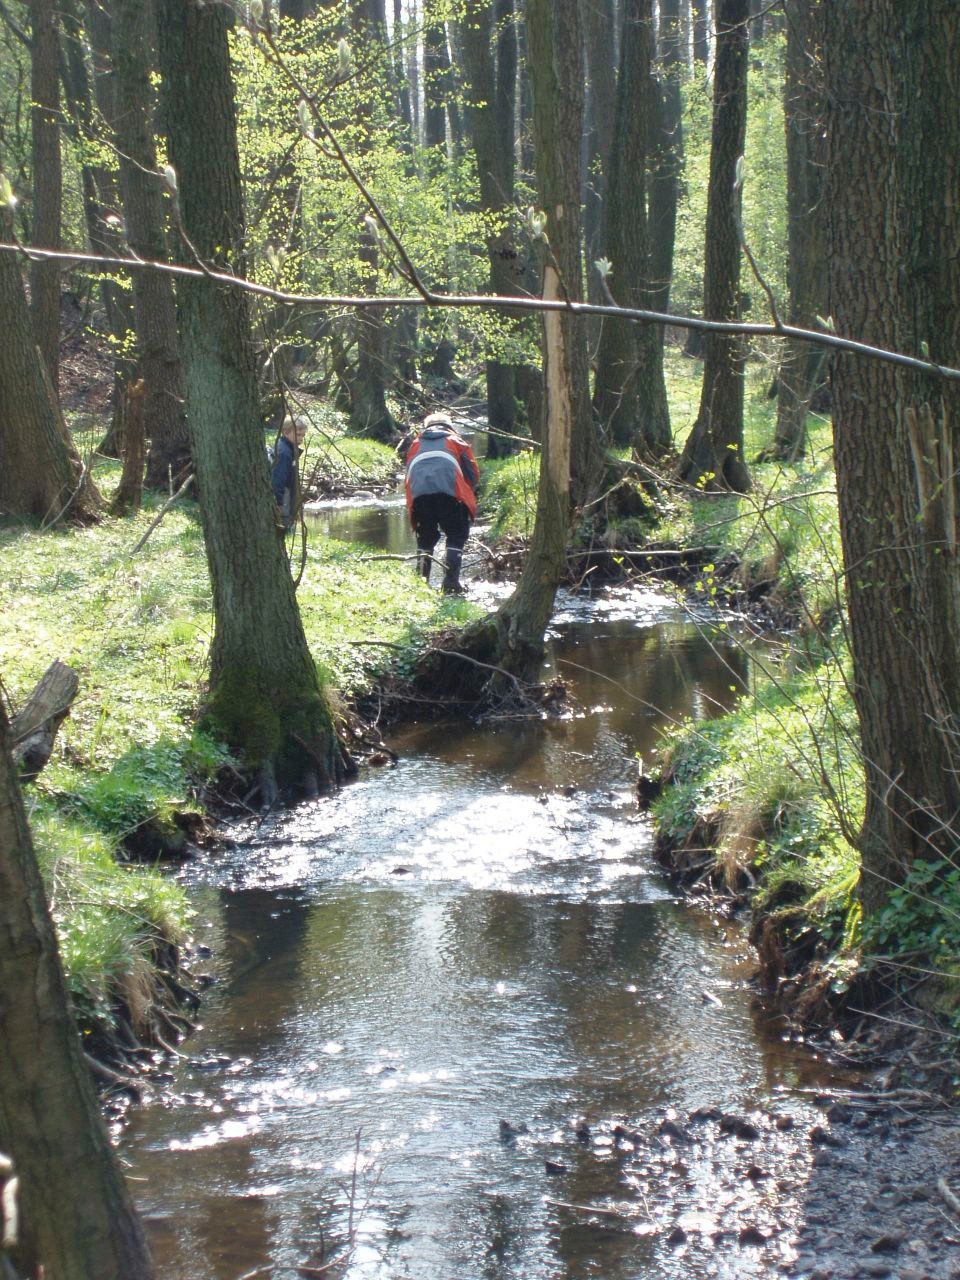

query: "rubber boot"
xmin=441 ymin=546 xmax=464 ymax=595
xmin=416 ymin=550 xmax=433 ymax=583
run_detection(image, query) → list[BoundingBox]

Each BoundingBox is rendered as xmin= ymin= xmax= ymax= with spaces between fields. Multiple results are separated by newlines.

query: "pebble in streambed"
xmin=504 ymin=1101 xmax=960 ymax=1279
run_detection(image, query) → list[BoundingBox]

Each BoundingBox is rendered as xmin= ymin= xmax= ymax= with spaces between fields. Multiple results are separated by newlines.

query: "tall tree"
xmin=592 ymin=0 xmax=671 ymax=456
xmin=112 ymin=0 xmax=191 ymax=487
xmin=460 ymin=0 xmax=525 ymax=459
xmin=580 ymin=0 xmax=616 ymax=308
xmin=823 ymin=0 xmax=960 ymax=913
xmin=479 ymin=0 xmax=585 ymax=683
xmin=0 ymin=211 xmax=102 ymax=524
xmin=677 ymin=0 xmax=749 ymax=490
xmin=648 ymin=0 xmax=684 ymax=326
xmin=770 ymin=0 xmax=826 ymax=461
xmin=29 ymin=0 xmax=61 ymax=393
xmin=0 ymin=698 xmax=155 ymax=1280
xmin=156 ymin=0 xmax=350 ymax=794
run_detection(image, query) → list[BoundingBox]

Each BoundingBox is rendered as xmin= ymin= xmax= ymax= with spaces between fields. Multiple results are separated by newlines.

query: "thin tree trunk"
xmin=483 ymin=0 xmax=583 ymax=684
xmin=460 ymin=0 xmax=524 ymax=458
xmin=649 ymin=0 xmax=684 ymax=322
xmin=677 ymin=0 xmax=749 ymax=490
xmin=113 ymin=0 xmax=191 ymax=489
xmin=771 ymin=0 xmax=826 ymax=461
xmin=593 ymin=0 xmax=671 ymax=456
xmin=0 ymin=696 xmax=155 ymax=1280
xmin=29 ymin=0 xmax=61 ymax=394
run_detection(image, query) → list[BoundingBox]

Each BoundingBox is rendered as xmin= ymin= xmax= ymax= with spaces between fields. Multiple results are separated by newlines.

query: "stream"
xmin=121 ymin=498 xmax=848 ymax=1280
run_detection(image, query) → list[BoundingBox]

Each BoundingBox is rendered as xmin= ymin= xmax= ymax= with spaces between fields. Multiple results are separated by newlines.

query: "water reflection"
xmin=122 ymin=502 xmax=831 ymax=1280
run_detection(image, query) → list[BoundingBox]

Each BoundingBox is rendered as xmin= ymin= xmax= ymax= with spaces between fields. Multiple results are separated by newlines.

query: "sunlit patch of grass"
xmin=29 ymin=800 xmax=191 ymax=1016
xmin=478 ymin=449 xmax=539 ymax=539
xmin=653 ymin=649 xmax=863 ymax=949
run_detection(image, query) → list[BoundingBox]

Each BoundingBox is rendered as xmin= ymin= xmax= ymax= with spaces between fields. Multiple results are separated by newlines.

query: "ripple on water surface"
xmin=123 ymin=588 xmax=835 ymax=1280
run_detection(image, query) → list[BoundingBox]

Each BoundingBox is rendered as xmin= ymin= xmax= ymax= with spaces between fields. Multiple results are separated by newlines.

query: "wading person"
xmin=401 ymin=411 xmax=480 ymax=593
xmin=271 ymin=414 xmax=309 ymax=530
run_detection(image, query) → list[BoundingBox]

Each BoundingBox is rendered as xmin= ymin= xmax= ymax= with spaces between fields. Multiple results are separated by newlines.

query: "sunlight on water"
xmin=121 ymin=505 xmax=839 ymax=1280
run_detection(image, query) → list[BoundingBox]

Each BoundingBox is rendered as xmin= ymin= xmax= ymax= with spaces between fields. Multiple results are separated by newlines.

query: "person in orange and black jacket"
xmin=400 ymin=411 xmax=480 ymax=594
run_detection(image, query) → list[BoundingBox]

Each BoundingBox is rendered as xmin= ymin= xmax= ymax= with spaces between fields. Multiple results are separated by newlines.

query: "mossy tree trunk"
xmin=592 ymin=0 xmax=671 ymax=458
xmin=677 ymin=0 xmax=750 ymax=492
xmin=156 ymin=0 xmax=350 ymax=793
xmin=0 ymin=212 xmax=102 ymax=524
xmin=823 ymin=0 xmax=960 ymax=914
xmin=0 ymin=698 xmax=156 ymax=1280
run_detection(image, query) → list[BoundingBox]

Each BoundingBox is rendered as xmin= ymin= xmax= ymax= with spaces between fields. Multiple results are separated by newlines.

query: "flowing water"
xmin=122 ymin=501 xmax=839 ymax=1279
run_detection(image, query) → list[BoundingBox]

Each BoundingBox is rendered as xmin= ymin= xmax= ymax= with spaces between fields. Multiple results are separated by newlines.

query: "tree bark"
xmin=771 ymin=0 xmax=826 ymax=461
xmin=480 ymin=0 xmax=585 ymax=684
xmin=592 ymin=0 xmax=671 ymax=457
xmin=156 ymin=0 xmax=350 ymax=793
xmin=649 ymin=0 xmax=684 ymax=322
xmin=677 ymin=0 xmax=749 ymax=491
xmin=824 ymin=0 xmax=960 ymax=913
xmin=0 ymin=212 xmax=101 ymax=524
xmin=9 ymin=659 xmax=78 ymax=782
xmin=0 ymin=697 xmax=156 ymax=1280
xmin=460 ymin=0 xmax=525 ymax=458
xmin=29 ymin=0 xmax=61 ymax=395
xmin=113 ymin=0 xmax=191 ymax=489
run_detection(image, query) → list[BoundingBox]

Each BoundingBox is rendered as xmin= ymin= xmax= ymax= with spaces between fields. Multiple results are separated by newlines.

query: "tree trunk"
xmin=156 ymin=0 xmax=351 ymax=794
xmin=0 ymin=212 xmax=102 ymax=524
xmin=423 ymin=7 xmax=448 ymax=151
xmin=771 ymin=0 xmax=826 ymax=461
xmin=649 ymin=0 xmax=684 ymax=321
xmin=524 ymin=0 xmax=600 ymax=508
xmin=581 ymin=0 xmax=616 ymax=330
xmin=113 ymin=0 xmax=191 ymax=489
xmin=59 ymin=0 xmax=134 ymax=359
xmin=109 ymin=378 xmax=147 ymax=517
xmin=29 ymin=0 xmax=61 ymax=395
xmin=481 ymin=0 xmax=584 ymax=684
xmin=0 ymin=696 xmax=156 ymax=1280
xmin=592 ymin=0 xmax=671 ymax=457
xmin=346 ymin=0 xmax=397 ymax=443
xmin=824 ymin=0 xmax=960 ymax=913
xmin=677 ymin=0 xmax=749 ymax=491
xmin=460 ymin=0 xmax=524 ymax=458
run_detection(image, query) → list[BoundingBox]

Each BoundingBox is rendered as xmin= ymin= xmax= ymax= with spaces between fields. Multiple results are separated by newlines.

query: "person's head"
xmin=281 ymin=414 xmax=309 ymax=445
xmin=422 ymin=411 xmax=454 ymax=433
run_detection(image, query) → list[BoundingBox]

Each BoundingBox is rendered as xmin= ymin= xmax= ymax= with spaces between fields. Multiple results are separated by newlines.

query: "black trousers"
xmin=411 ymin=493 xmax=471 ymax=553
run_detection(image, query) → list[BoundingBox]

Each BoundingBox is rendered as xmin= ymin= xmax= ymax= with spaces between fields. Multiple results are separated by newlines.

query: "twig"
xmin=129 ymin=474 xmax=195 ymax=555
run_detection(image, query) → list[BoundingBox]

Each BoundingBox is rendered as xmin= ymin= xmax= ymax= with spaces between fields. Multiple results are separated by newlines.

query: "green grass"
xmin=0 ymin=427 xmax=473 ymax=1022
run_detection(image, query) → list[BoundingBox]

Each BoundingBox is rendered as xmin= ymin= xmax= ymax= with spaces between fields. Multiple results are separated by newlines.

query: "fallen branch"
xmin=9 ymin=659 xmax=79 ymax=782
xmin=129 ymin=473 xmax=195 ymax=555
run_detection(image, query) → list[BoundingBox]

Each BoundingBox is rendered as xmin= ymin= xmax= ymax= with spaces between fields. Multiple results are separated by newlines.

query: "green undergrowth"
xmin=652 ymin=644 xmax=865 ymax=979
xmin=655 ymin=351 xmax=842 ymax=624
xmin=1 ymin=432 xmax=471 ymax=1014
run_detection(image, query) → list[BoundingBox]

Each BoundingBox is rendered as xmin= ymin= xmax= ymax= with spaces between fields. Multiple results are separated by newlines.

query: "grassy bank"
xmin=0 ymin=423 xmax=469 ymax=1048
